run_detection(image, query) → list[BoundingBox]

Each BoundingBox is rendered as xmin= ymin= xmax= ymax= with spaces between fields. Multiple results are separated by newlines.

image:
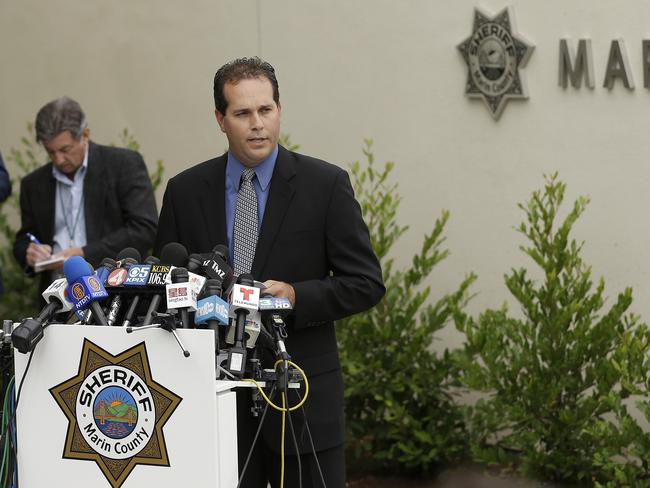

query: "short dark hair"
xmin=213 ymin=57 xmax=280 ymax=114
xmin=35 ymin=96 xmax=87 ymax=144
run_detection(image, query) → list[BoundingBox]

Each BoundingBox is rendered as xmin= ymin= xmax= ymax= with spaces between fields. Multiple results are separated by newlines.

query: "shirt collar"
xmin=225 ymin=144 xmax=278 ymax=191
xmin=52 ymin=142 xmax=89 ymax=185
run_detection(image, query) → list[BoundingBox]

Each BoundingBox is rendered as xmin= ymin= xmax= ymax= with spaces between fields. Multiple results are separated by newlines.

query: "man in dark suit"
xmin=13 ymin=96 xmax=158 ymax=293
xmin=154 ymin=57 xmax=384 ymax=487
xmin=0 ymin=151 xmax=12 ymax=295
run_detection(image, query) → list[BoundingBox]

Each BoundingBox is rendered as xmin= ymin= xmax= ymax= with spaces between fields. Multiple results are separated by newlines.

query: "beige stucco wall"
xmin=1 ymin=0 xmax=650 ymax=343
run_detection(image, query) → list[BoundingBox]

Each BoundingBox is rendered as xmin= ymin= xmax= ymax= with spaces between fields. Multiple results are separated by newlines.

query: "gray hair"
xmin=34 ymin=96 xmax=87 ymax=144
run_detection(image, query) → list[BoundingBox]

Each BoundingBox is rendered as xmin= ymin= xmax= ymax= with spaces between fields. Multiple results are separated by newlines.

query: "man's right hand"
xmin=25 ymin=243 xmax=53 ymax=268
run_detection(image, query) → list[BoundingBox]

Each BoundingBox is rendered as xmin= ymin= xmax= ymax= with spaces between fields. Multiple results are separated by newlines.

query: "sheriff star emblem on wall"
xmin=50 ymin=339 xmax=182 ymax=488
xmin=458 ymin=6 xmax=534 ymax=119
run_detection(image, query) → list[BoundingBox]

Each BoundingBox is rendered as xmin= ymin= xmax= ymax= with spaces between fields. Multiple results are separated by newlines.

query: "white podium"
xmin=13 ymin=325 xmax=240 ymax=488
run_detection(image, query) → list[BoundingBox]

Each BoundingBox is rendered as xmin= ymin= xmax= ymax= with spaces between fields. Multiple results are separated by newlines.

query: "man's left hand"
xmin=262 ymin=280 xmax=296 ymax=307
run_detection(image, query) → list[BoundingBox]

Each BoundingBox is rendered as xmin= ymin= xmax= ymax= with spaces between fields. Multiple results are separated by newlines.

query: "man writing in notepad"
xmin=13 ymin=96 xmax=158 ymax=295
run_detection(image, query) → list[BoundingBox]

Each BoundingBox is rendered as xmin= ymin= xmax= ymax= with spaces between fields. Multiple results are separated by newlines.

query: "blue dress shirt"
xmin=224 ymin=145 xmax=278 ymax=263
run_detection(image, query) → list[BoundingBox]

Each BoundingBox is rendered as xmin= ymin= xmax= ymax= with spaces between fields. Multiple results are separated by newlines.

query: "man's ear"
xmin=215 ymin=109 xmax=226 ymax=133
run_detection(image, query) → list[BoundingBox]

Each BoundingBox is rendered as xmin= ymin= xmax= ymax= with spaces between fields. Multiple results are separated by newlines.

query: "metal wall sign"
xmin=458 ymin=6 xmax=534 ymax=119
xmin=559 ymin=39 xmax=640 ymax=89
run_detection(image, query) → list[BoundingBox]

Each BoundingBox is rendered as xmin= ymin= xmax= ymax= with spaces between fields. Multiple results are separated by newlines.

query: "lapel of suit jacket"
xmin=252 ymin=146 xmax=296 ymax=277
xmin=38 ymin=167 xmax=56 ymax=243
xmin=200 ymin=154 xmax=228 ymax=249
xmin=83 ymin=142 xmax=106 ymax=243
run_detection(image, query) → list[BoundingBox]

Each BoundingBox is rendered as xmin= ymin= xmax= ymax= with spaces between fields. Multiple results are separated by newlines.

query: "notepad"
xmin=34 ymin=256 xmax=65 ymax=273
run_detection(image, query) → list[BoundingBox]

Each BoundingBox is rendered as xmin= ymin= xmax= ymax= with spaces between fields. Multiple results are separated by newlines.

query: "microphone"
xmin=187 ymin=253 xmax=205 ymax=274
xmin=166 ymin=267 xmax=196 ymax=329
xmin=63 ymin=256 xmax=109 ymax=326
xmin=142 ymin=242 xmax=188 ymax=326
xmin=95 ymin=257 xmax=118 ymax=284
xmin=259 ymin=296 xmax=293 ymax=361
xmin=12 ymin=277 xmax=76 ymax=353
xmin=203 ymin=244 xmax=235 ymax=293
xmin=184 ymin=253 xmax=209 ymax=296
xmin=227 ymin=274 xmax=260 ymax=377
xmin=195 ymin=280 xmax=230 ymax=326
xmin=38 ymin=278 xmax=75 ymax=323
xmin=195 ymin=279 xmax=229 ymax=355
xmin=106 ymin=257 xmax=138 ymax=326
xmin=116 ymin=246 xmax=142 ymax=266
xmin=12 ymin=318 xmax=45 ymax=354
xmin=122 ymin=255 xmax=159 ymax=328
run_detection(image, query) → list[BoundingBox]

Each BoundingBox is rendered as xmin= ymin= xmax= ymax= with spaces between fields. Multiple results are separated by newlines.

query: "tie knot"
xmin=241 ymin=168 xmax=256 ymax=183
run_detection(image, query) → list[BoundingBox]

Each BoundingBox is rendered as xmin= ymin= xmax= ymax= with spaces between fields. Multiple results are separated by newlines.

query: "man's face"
xmin=215 ymin=77 xmax=281 ymax=168
xmin=43 ymin=128 xmax=89 ymax=176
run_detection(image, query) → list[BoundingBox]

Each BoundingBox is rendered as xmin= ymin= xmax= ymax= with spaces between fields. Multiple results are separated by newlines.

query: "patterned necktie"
xmin=233 ymin=168 xmax=259 ymax=274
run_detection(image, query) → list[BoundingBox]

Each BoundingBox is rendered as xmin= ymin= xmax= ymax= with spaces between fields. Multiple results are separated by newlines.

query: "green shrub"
xmin=338 ymin=140 xmax=475 ymax=476
xmin=454 ymin=173 xmax=650 ymax=485
xmin=0 ymin=125 xmax=164 ymax=320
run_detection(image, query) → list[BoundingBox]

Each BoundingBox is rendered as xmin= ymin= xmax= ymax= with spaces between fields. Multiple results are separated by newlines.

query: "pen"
xmin=26 ymin=233 xmax=42 ymax=245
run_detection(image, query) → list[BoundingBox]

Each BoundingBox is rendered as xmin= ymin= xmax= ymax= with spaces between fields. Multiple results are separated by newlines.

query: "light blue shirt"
xmin=225 ymin=145 xmax=278 ymax=263
xmin=52 ymin=146 xmax=88 ymax=254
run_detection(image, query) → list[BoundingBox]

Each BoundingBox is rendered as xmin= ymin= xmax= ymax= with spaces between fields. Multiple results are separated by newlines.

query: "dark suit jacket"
xmin=0 ymin=152 xmax=11 ymax=295
xmin=13 ymin=141 xmax=158 ymax=291
xmin=155 ymin=145 xmax=385 ymax=453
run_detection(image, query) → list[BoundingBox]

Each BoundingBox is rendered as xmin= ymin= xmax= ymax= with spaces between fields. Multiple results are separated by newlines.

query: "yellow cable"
xmin=239 ymin=360 xmax=309 ymax=488
xmin=280 ymin=393 xmax=286 ymax=488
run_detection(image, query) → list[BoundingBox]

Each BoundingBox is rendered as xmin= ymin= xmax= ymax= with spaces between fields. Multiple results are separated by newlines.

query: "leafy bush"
xmin=454 ymin=173 xmax=650 ymax=485
xmin=0 ymin=125 xmax=164 ymax=320
xmin=338 ymin=140 xmax=475 ymax=476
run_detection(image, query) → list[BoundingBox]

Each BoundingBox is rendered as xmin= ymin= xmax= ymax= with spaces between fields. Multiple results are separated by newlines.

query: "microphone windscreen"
xmin=160 ymin=242 xmax=189 ymax=267
xmin=237 ymin=273 xmax=255 ymax=286
xmin=144 ymin=255 xmax=160 ymax=265
xmin=212 ymin=244 xmax=229 ymax=263
xmin=117 ymin=247 xmax=142 ymax=262
xmin=100 ymin=257 xmax=118 ymax=269
xmin=63 ymin=256 xmax=93 ymax=282
xmin=121 ymin=257 xmax=138 ymax=268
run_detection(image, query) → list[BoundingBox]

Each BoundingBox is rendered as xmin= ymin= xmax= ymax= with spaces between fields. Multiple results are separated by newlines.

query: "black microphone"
xmin=12 ymin=318 xmax=45 ymax=354
xmin=227 ymin=273 xmax=260 ymax=377
xmin=95 ymin=257 xmax=118 ymax=284
xmin=142 ymin=242 xmax=188 ymax=326
xmin=195 ymin=279 xmax=226 ymax=354
xmin=167 ymin=267 xmax=192 ymax=329
xmin=116 ymin=246 xmax=142 ymax=266
xmin=38 ymin=278 xmax=75 ymax=324
xmin=105 ymin=257 xmax=138 ymax=326
xmin=122 ymin=255 xmax=160 ymax=328
xmin=258 ymin=295 xmax=293 ymax=361
xmin=187 ymin=253 xmax=205 ymax=274
xmin=203 ymin=244 xmax=235 ymax=293
xmin=12 ymin=277 xmax=76 ymax=353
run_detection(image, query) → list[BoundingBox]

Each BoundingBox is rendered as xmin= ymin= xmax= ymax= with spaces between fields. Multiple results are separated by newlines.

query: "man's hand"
xmin=25 ymin=243 xmax=52 ymax=268
xmin=262 ymin=280 xmax=296 ymax=307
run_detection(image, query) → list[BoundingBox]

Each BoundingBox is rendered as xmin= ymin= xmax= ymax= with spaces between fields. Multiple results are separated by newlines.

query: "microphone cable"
xmin=283 ymin=365 xmax=302 ymax=488
xmin=0 ymin=376 xmax=15 ymax=487
xmin=242 ymin=360 xmax=309 ymax=412
xmin=2 ymin=346 xmax=36 ymax=488
xmin=242 ymin=360 xmax=309 ymax=488
xmin=293 ymin=388 xmax=327 ymax=488
xmin=236 ymin=384 xmax=277 ymax=488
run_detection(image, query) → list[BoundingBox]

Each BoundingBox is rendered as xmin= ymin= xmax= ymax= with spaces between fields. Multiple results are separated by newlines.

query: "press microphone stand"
xmin=126 ymin=311 xmax=191 ymax=357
